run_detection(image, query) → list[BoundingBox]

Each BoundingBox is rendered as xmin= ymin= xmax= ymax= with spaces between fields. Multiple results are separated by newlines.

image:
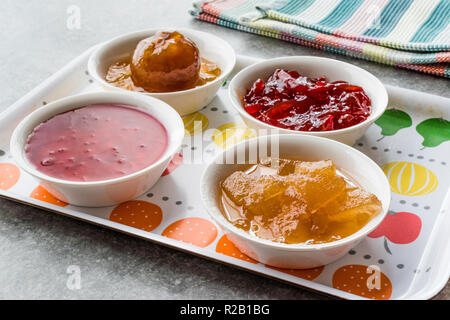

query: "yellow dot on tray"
xmin=382 ymin=161 xmax=438 ymax=196
xmin=212 ymin=122 xmax=256 ymax=149
xmin=183 ymin=112 xmax=209 ymax=136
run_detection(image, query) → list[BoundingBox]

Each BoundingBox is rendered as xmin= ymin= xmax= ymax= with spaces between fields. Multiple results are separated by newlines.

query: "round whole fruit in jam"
xmin=243 ymin=69 xmax=372 ymax=131
xmin=131 ymin=31 xmax=201 ymax=92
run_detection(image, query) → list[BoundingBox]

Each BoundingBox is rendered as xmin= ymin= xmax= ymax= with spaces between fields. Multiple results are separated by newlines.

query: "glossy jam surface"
xmin=106 ymin=31 xmax=221 ymax=93
xmin=243 ymin=69 xmax=372 ymax=131
xmin=221 ymin=159 xmax=382 ymax=244
xmin=25 ymin=104 xmax=168 ymax=182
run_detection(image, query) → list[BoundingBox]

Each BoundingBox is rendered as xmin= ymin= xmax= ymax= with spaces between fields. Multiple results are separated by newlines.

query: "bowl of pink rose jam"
xmin=11 ymin=91 xmax=184 ymax=207
xmin=25 ymin=103 xmax=168 ymax=182
xmin=229 ymin=56 xmax=388 ymax=145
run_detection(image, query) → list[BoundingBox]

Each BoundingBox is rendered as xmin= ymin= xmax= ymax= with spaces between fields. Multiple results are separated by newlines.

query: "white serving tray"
xmin=0 ymin=48 xmax=449 ymax=300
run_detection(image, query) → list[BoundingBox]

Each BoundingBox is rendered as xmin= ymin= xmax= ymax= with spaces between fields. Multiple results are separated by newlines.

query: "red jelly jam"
xmin=25 ymin=103 xmax=168 ymax=182
xmin=243 ymin=69 xmax=371 ymax=131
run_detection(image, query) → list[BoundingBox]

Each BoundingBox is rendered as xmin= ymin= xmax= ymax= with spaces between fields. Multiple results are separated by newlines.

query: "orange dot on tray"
xmin=162 ymin=217 xmax=217 ymax=248
xmin=30 ymin=185 xmax=67 ymax=207
xmin=0 ymin=163 xmax=20 ymax=190
xmin=216 ymin=234 xmax=258 ymax=264
xmin=110 ymin=200 xmax=162 ymax=232
xmin=265 ymin=265 xmax=324 ymax=280
xmin=332 ymin=264 xmax=392 ymax=300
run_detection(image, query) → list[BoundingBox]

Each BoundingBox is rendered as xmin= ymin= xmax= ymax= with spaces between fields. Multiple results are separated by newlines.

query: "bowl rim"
xmin=200 ymin=134 xmax=391 ymax=251
xmin=228 ymin=56 xmax=388 ymax=136
xmin=87 ymin=27 xmax=236 ymax=96
xmin=10 ymin=91 xmax=184 ymax=186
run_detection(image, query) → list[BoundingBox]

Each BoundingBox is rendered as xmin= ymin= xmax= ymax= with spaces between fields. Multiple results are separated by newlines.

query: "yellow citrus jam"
xmin=220 ymin=159 xmax=382 ymax=244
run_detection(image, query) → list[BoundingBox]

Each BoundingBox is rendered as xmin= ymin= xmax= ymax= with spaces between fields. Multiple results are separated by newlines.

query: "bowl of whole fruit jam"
xmin=200 ymin=134 xmax=390 ymax=269
xmin=10 ymin=91 xmax=184 ymax=207
xmin=229 ymin=56 xmax=388 ymax=145
xmin=88 ymin=28 xmax=236 ymax=116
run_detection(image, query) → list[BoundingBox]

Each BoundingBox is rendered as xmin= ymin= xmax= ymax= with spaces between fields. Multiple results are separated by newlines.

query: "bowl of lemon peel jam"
xmin=201 ymin=134 xmax=390 ymax=269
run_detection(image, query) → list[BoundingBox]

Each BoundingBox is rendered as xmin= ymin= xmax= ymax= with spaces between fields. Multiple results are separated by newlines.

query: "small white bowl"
xmin=88 ymin=28 xmax=236 ymax=116
xmin=228 ymin=56 xmax=388 ymax=145
xmin=200 ymin=134 xmax=390 ymax=269
xmin=10 ymin=91 xmax=184 ymax=207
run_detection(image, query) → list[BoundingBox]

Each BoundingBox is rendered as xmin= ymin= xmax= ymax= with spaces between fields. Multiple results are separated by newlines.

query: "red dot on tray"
xmin=162 ymin=217 xmax=217 ymax=247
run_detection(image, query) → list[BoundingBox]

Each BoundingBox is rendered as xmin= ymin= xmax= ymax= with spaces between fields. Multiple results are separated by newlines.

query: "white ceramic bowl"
xmin=88 ymin=28 xmax=236 ymax=116
xmin=228 ymin=56 xmax=388 ymax=145
xmin=201 ymin=134 xmax=390 ymax=269
xmin=10 ymin=91 xmax=184 ymax=207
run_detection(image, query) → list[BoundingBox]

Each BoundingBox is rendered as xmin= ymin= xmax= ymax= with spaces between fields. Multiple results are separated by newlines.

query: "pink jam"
xmin=25 ymin=103 xmax=168 ymax=182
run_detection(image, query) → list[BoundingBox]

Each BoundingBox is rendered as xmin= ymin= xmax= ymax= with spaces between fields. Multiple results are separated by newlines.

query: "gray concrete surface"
xmin=0 ymin=0 xmax=448 ymax=299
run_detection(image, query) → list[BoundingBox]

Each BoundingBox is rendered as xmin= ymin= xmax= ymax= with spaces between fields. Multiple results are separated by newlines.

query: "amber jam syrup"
xmin=220 ymin=158 xmax=381 ymax=245
xmin=106 ymin=58 xmax=220 ymax=93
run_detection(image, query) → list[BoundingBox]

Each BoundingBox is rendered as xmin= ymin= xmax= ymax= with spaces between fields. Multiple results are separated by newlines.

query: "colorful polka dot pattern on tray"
xmin=216 ymin=235 xmax=257 ymax=264
xmin=332 ymin=265 xmax=392 ymax=300
xmin=212 ymin=122 xmax=256 ymax=149
xmin=375 ymin=109 xmax=412 ymax=137
xmin=368 ymin=211 xmax=422 ymax=245
xmin=1 ymin=59 xmax=449 ymax=300
xmin=183 ymin=112 xmax=209 ymax=136
xmin=416 ymin=118 xmax=450 ymax=148
xmin=110 ymin=200 xmax=162 ymax=232
xmin=30 ymin=185 xmax=67 ymax=207
xmin=0 ymin=163 xmax=20 ymax=190
xmin=382 ymin=162 xmax=438 ymax=196
xmin=162 ymin=217 xmax=218 ymax=248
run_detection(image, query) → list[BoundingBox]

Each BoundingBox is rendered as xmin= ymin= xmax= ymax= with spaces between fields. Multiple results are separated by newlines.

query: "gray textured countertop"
xmin=0 ymin=0 xmax=448 ymax=299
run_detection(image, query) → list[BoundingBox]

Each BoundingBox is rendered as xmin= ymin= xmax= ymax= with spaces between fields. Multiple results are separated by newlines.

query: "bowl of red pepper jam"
xmin=229 ymin=57 xmax=388 ymax=145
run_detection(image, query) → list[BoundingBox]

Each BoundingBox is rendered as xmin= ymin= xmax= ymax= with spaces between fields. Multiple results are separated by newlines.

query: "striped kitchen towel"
xmin=190 ymin=0 xmax=450 ymax=78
